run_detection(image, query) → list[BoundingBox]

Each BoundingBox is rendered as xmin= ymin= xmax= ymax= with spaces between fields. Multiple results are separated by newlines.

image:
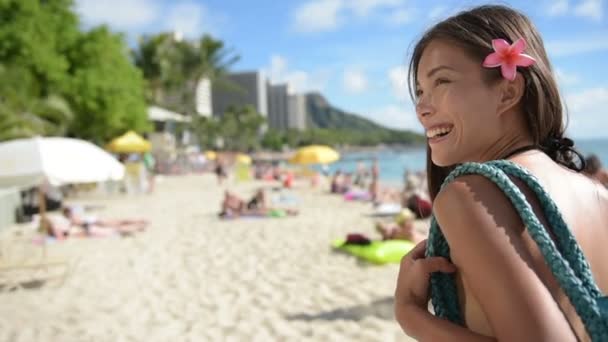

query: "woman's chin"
xmin=431 ymin=154 xmax=454 ymax=167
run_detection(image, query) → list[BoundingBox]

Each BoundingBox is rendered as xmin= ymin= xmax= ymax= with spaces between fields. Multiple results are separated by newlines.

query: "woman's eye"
xmin=415 ymin=89 xmax=423 ymax=97
xmin=435 ymin=78 xmax=450 ymax=86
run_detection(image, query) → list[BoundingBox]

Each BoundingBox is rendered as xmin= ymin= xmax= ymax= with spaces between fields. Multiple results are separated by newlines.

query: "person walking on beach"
xmin=215 ymin=157 xmax=227 ymax=185
xmin=394 ymin=5 xmax=608 ymax=341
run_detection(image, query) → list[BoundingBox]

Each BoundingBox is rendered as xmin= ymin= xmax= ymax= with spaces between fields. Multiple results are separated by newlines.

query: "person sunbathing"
xmin=375 ymin=209 xmax=425 ymax=243
xmin=219 ymin=189 xmax=298 ymax=218
xmin=220 ymin=189 xmax=264 ymax=215
xmin=62 ymin=206 xmax=148 ymax=236
xmin=40 ymin=213 xmax=136 ymax=239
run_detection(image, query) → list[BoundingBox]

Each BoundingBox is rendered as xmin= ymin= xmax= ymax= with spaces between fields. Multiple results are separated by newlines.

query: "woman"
xmin=394 ymin=5 xmax=608 ymax=341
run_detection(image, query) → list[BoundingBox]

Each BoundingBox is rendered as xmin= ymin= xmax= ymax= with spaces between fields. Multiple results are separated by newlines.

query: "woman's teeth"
xmin=426 ymin=126 xmax=453 ymax=138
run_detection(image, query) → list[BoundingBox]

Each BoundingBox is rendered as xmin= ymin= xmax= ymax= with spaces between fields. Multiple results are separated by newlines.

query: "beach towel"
xmin=219 ymin=209 xmax=290 ymax=220
xmin=332 ymin=237 xmax=415 ymax=265
xmin=343 ymin=189 xmax=371 ymax=201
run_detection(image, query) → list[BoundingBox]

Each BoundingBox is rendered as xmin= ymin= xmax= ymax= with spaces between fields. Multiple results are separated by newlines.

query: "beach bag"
xmin=426 ymin=160 xmax=608 ymax=340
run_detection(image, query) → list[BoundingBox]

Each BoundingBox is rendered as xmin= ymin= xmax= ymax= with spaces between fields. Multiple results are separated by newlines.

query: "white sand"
xmin=0 ymin=174 xmax=420 ymax=341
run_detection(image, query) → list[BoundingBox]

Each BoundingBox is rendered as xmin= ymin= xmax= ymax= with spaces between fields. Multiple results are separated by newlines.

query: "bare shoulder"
xmin=433 ymin=173 xmax=523 ymax=239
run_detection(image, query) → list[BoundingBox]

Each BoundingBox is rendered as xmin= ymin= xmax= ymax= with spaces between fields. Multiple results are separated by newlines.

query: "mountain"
xmin=305 ymin=92 xmax=425 ymax=143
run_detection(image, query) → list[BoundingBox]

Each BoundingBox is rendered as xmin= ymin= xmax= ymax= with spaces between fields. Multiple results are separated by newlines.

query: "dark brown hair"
xmin=408 ymin=5 xmax=582 ymax=200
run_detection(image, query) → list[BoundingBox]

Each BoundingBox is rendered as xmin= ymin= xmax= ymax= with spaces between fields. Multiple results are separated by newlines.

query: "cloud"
xmin=574 ymin=0 xmax=603 ymax=21
xmin=555 ymin=69 xmax=581 ymax=87
xmin=75 ymin=0 xmax=218 ymax=38
xmin=292 ymin=0 xmax=412 ymax=33
xmin=76 ymin=0 xmax=161 ymax=31
xmin=388 ymin=66 xmax=409 ymax=101
xmin=545 ymin=0 xmax=604 ymax=21
xmin=292 ymin=0 xmax=344 ymax=33
xmin=164 ymin=2 xmax=210 ymax=38
xmin=367 ymin=104 xmax=419 ymax=130
xmin=343 ymin=69 xmax=368 ymax=94
xmin=566 ymin=87 xmax=608 ymax=113
xmin=546 ymin=35 xmax=608 ymax=57
xmin=264 ymin=55 xmax=329 ymax=92
xmin=547 ymin=0 xmax=570 ymax=16
xmin=565 ymin=87 xmax=608 ymax=138
xmin=346 ymin=0 xmax=405 ymax=17
xmin=387 ymin=8 xmax=415 ymax=26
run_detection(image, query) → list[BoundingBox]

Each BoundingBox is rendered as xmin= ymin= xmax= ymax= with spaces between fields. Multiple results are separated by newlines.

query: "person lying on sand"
xmin=62 ymin=206 xmax=148 ymax=235
xmin=219 ymin=189 xmax=298 ymax=218
xmin=375 ymin=209 xmax=425 ymax=243
xmin=40 ymin=213 xmax=143 ymax=239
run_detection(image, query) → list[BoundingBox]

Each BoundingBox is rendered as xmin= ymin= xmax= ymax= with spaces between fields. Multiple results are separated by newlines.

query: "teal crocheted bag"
xmin=426 ymin=160 xmax=608 ymax=341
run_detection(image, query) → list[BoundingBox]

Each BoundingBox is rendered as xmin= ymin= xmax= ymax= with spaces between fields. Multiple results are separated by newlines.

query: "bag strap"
xmin=426 ymin=161 xmax=608 ymax=340
xmin=487 ymin=160 xmax=601 ymax=297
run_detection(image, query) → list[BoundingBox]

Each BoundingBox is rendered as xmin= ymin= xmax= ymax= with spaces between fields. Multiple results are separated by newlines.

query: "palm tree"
xmin=0 ymin=62 xmax=73 ymax=141
xmin=133 ymin=33 xmax=240 ymax=116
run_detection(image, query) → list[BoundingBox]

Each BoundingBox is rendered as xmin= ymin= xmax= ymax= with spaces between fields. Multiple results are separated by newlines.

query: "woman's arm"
xmin=431 ymin=175 xmax=577 ymax=341
xmin=397 ymin=304 xmax=496 ymax=342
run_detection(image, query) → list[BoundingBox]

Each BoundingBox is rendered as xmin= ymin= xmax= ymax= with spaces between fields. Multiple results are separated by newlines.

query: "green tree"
xmin=219 ymin=105 xmax=265 ymax=151
xmin=0 ymin=62 xmax=73 ymax=140
xmin=261 ymin=128 xmax=285 ymax=151
xmin=0 ymin=0 xmax=149 ymax=143
xmin=0 ymin=0 xmax=79 ymax=141
xmin=64 ymin=26 xmax=149 ymax=143
xmin=0 ymin=0 xmax=78 ymax=95
xmin=192 ymin=116 xmax=221 ymax=149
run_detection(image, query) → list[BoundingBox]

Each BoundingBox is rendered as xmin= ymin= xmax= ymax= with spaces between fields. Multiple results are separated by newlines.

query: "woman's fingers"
xmin=404 ymin=239 xmax=428 ymax=261
xmin=417 ymin=257 xmax=456 ymax=274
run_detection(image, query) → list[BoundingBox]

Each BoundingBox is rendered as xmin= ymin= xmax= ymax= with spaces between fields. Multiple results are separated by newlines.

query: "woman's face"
xmin=416 ymin=40 xmax=504 ymax=166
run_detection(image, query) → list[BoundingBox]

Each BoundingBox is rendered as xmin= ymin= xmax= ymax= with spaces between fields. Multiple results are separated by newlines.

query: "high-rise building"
xmin=287 ymin=91 xmax=307 ymax=131
xmin=195 ymin=77 xmax=212 ymax=117
xmin=267 ymin=84 xmax=289 ymax=130
xmin=211 ymin=71 xmax=268 ymax=118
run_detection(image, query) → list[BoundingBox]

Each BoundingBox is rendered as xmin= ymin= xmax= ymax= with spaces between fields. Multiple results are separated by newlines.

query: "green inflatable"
xmin=332 ymin=238 xmax=416 ymax=265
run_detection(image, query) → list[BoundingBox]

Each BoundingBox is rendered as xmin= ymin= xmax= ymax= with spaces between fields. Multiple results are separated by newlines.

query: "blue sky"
xmin=76 ymin=0 xmax=608 ymax=138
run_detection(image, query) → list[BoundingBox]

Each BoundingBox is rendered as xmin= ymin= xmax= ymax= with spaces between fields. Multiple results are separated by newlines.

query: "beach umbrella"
xmin=0 ymin=137 xmax=125 ymax=234
xmin=236 ymin=153 xmax=252 ymax=165
xmin=288 ymin=145 xmax=340 ymax=165
xmin=205 ymin=150 xmax=217 ymax=160
xmin=107 ymin=131 xmax=151 ymax=153
xmin=0 ymin=137 xmax=125 ymax=189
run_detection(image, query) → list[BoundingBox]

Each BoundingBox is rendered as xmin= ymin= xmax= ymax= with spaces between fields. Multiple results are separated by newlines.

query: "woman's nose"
xmin=416 ymin=95 xmax=432 ymax=119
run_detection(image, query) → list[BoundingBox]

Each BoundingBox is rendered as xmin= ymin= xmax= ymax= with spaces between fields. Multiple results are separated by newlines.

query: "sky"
xmin=75 ymin=0 xmax=608 ymax=139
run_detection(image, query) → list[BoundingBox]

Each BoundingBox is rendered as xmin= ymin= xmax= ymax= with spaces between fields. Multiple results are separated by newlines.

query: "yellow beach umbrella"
xmin=289 ymin=145 xmax=340 ymax=165
xmin=107 ymin=131 xmax=151 ymax=153
xmin=205 ymin=150 xmax=217 ymax=160
xmin=236 ymin=153 xmax=252 ymax=165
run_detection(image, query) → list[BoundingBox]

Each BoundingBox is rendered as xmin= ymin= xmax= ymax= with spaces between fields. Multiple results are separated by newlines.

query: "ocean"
xmin=326 ymin=139 xmax=608 ymax=186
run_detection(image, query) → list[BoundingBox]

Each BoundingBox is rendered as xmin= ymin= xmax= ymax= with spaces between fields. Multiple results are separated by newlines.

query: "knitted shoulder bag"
xmin=426 ymin=160 xmax=608 ymax=340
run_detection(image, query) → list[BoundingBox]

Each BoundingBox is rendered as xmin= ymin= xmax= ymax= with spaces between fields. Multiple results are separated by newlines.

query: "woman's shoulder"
xmin=433 ymin=173 xmax=523 ymax=234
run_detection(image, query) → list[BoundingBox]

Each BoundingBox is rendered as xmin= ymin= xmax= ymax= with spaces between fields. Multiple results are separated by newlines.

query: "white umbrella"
xmin=0 ymin=137 xmax=125 ymax=234
xmin=0 ymin=136 xmax=124 ymax=189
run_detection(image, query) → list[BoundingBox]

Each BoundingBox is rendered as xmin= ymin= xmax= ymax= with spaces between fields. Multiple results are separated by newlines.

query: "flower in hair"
xmin=482 ymin=38 xmax=536 ymax=81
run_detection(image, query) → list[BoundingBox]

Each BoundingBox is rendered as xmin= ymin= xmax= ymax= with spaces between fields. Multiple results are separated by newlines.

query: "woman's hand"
xmin=394 ymin=239 xmax=456 ymax=332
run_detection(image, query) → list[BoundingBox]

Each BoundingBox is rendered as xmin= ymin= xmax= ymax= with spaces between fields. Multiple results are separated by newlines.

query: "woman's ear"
xmin=497 ymin=72 xmax=525 ymax=115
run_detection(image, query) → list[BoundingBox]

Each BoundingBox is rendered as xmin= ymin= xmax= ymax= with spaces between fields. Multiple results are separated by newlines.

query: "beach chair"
xmin=0 ymin=227 xmax=71 ymax=292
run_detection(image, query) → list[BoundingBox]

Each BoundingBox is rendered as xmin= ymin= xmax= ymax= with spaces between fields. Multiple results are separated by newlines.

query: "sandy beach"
xmin=0 ymin=174 xmax=421 ymax=341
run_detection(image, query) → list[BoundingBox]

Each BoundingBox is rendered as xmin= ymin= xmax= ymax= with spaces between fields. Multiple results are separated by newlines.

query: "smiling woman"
xmin=393 ymin=4 xmax=608 ymax=342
